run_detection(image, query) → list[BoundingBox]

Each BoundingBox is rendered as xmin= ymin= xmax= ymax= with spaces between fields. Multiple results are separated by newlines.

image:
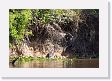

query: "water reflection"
xmin=9 ymin=59 xmax=99 ymax=68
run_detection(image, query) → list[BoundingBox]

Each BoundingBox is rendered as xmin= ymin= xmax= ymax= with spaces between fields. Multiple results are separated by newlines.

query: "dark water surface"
xmin=10 ymin=59 xmax=99 ymax=68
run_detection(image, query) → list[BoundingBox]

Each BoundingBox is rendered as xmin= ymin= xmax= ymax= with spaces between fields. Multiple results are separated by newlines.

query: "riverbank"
xmin=9 ymin=56 xmax=99 ymax=68
xmin=9 ymin=55 xmax=68 ymax=63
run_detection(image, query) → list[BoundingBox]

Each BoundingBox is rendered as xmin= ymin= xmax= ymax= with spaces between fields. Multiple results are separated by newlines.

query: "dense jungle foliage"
xmin=9 ymin=9 xmax=99 ymax=59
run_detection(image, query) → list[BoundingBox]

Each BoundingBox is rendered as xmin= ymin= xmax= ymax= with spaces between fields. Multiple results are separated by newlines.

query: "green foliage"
xmin=9 ymin=9 xmax=32 ymax=45
xmin=10 ymin=56 xmax=68 ymax=63
xmin=32 ymin=9 xmax=65 ymax=24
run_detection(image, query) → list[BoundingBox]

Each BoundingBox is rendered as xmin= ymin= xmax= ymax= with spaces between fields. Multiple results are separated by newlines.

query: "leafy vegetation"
xmin=9 ymin=56 xmax=68 ymax=64
xmin=9 ymin=9 xmax=32 ymax=47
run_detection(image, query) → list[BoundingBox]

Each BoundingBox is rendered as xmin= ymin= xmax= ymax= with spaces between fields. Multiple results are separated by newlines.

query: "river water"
xmin=9 ymin=59 xmax=99 ymax=68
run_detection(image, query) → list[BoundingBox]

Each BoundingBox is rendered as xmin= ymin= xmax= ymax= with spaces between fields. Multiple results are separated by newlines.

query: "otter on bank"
xmin=46 ymin=52 xmax=54 ymax=58
xmin=11 ymin=57 xmax=19 ymax=65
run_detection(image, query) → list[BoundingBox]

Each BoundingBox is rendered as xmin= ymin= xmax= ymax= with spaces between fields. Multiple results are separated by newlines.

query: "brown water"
xmin=9 ymin=59 xmax=99 ymax=68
